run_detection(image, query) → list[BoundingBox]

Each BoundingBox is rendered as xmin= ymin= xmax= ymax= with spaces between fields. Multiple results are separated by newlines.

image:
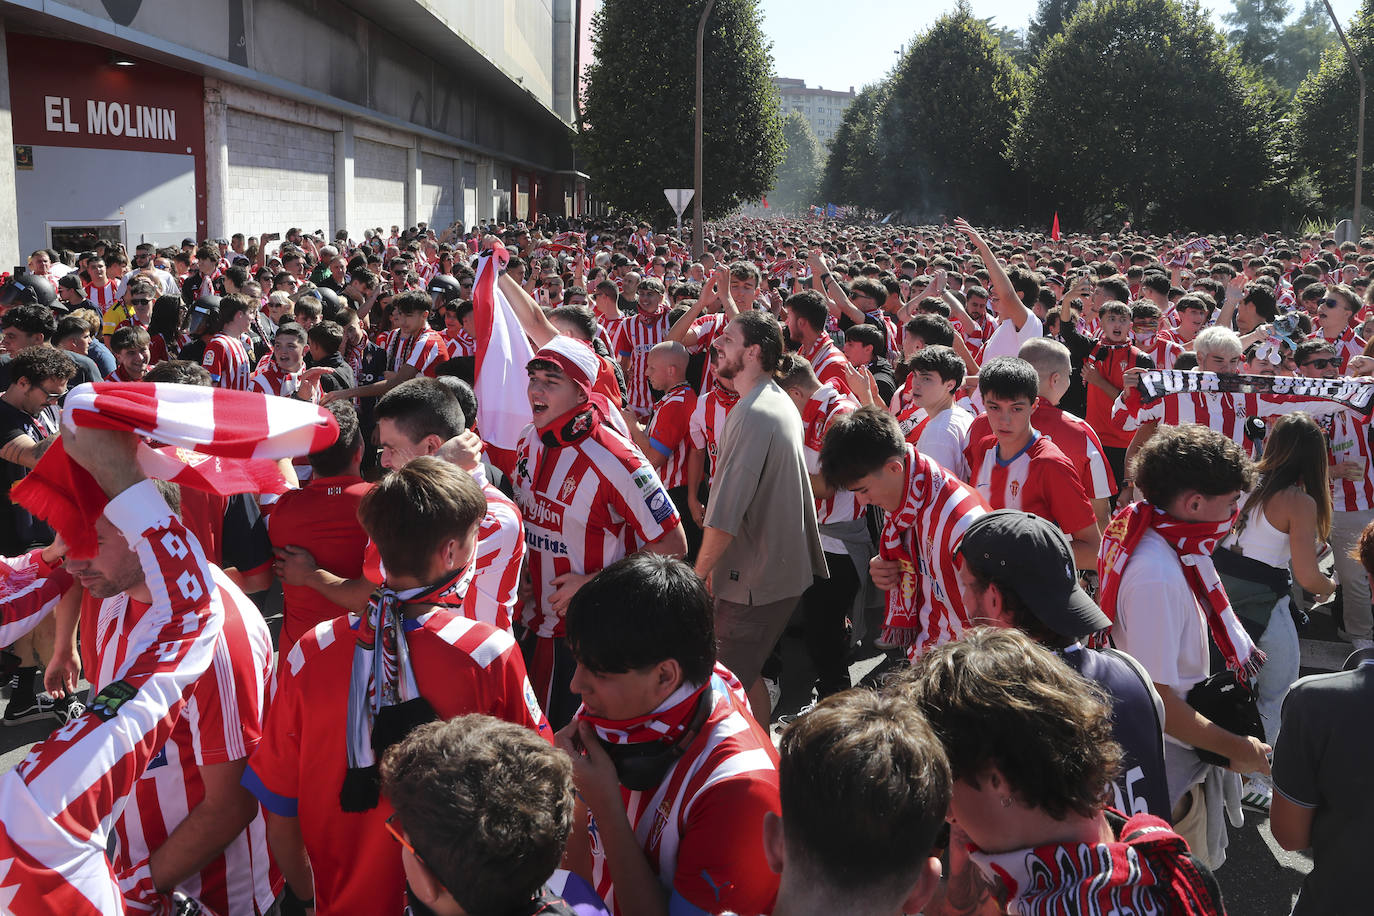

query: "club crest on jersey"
xmin=559 ymin=476 xmax=578 ymax=503
xmin=647 ymin=796 xmax=673 ymax=849
xmin=1009 ymin=480 xmax=1020 ymax=498
xmin=91 ymin=680 xmax=138 ymax=721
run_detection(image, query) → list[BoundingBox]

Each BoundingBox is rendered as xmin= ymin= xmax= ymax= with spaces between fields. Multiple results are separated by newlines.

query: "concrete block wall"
xmin=224 ymin=109 xmax=334 ymax=234
xmin=419 ymin=151 xmax=457 ymax=231
xmin=352 ymin=138 xmax=408 ymax=236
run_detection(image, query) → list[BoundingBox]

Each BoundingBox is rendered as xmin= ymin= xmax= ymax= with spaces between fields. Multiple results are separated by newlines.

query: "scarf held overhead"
xmin=13 ymin=383 xmax=337 ymax=559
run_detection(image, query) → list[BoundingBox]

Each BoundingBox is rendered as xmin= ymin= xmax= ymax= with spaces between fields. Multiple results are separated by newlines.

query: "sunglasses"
xmin=1302 ymin=358 xmax=1338 ymax=370
xmin=384 ymin=813 xmax=421 ymax=861
xmin=1321 ymin=298 xmax=1349 ymax=310
xmin=130 ymin=298 xmax=153 ymax=306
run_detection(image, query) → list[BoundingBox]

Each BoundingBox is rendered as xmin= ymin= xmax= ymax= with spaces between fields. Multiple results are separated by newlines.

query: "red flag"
xmin=762 ymin=196 xmax=769 ymax=209
xmin=1051 ymin=212 xmax=1061 ymax=241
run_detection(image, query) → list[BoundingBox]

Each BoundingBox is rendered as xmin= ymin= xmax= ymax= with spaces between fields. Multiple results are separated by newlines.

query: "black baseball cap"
xmin=955 ymin=509 xmax=1110 ymax=641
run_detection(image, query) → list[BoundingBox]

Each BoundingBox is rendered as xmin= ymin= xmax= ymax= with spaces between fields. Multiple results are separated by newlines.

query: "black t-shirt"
xmin=1054 ymin=324 xmax=1097 ymax=420
xmin=0 ymin=399 xmax=58 ymax=555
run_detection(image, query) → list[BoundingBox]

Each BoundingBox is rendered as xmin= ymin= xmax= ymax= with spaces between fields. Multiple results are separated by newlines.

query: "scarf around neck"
xmin=341 ymin=564 xmax=474 ymax=811
xmin=1097 ymin=501 xmax=1264 ymax=679
xmin=877 ymin=447 xmax=930 ymax=647
xmin=970 ymin=811 xmax=1225 ymax=915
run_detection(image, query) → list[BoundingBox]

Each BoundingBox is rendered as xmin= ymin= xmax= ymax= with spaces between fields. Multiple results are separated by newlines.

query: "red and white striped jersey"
xmin=513 ymin=410 xmax=680 ymax=639
xmin=248 ymin=363 xmax=301 ymax=398
xmin=245 ymin=610 xmax=550 ymax=916
xmin=385 ymin=327 xmax=448 ymax=377
xmin=203 ymin=333 xmax=252 ymax=390
xmin=358 ymin=475 xmax=525 ymax=634
xmin=1312 ymin=326 xmax=1366 ymax=373
xmin=0 ymin=481 xmax=225 ymax=916
xmin=954 ymin=313 xmax=993 ymax=352
xmin=90 ymin=568 xmax=277 ymax=916
xmin=1115 ymin=389 xmax=1275 ymax=458
xmin=1137 ymin=334 xmax=1185 ymax=370
xmin=614 ymin=309 xmax=672 ymax=413
xmin=85 ymin=280 xmax=119 ymax=313
xmin=0 ymin=548 xmax=72 ymax=647
xmin=1314 ymin=408 xmax=1374 ymax=511
xmin=867 ymin=310 xmax=901 ymax=359
xmin=597 ymin=316 xmax=625 ymax=351
xmin=589 ymin=666 xmax=780 ymax=916
xmin=684 ymin=312 xmax=728 ymax=391
xmin=646 ymin=383 xmax=698 ymax=489
xmin=445 ymin=328 xmax=477 ymax=358
xmin=801 ymin=385 xmax=862 ymax=525
xmin=965 ymin=433 xmax=1097 ymax=536
xmin=798 ymin=332 xmax=853 ymax=396
xmin=688 ymin=383 xmax=739 ymax=484
xmin=470 ymin=479 xmax=525 ymax=632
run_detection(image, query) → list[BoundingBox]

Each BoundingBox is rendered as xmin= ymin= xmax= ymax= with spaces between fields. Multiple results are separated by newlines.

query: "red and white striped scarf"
xmin=1097 ymin=501 xmax=1263 ymax=678
xmin=878 ymin=450 xmax=934 ymax=647
xmin=13 ymin=383 xmax=336 ymax=559
xmin=579 ymin=680 xmax=709 ymax=746
xmin=970 ymin=812 xmax=1225 ymax=915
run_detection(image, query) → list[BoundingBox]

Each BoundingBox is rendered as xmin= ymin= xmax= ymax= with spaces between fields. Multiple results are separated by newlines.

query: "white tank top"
xmin=1221 ymin=498 xmax=1290 ymax=570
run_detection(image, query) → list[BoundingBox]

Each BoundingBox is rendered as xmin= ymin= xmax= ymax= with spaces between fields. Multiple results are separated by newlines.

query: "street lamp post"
xmin=693 ymin=0 xmax=716 ymax=262
xmin=1325 ymin=0 xmax=1365 ymax=234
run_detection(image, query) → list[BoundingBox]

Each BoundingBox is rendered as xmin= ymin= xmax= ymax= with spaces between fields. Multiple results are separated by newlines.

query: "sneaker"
xmin=3 ymin=693 xmax=60 ymax=726
xmin=775 ymin=703 xmax=815 ymax=728
xmin=52 ymin=694 xmax=85 ymax=726
xmin=1241 ymin=777 xmax=1272 ymax=812
xmin=762 ymin=677 xmax=781 ymax=709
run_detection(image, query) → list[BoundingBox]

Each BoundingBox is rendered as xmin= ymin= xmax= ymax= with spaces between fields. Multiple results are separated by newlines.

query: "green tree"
xmin=1289 ymin=0 xmax=1374 ymax=216
xmin=1026 ymin=0 xmax=1085 ymax=59
xmin=768 ymin=112 xmax=822 ymax=213
xmin=1274 ymin=0 xmax=1337 ymax=92
xmin=819 ymin=81 xmax=890 ymax=209
xmin=983 ymin=17 xmax=1031 ymax=68
xmin=1009 ymin=0 xmax=1275 ymax=229
xmin=579 ymin=0 xmax=783 ymax=223
xmin=1224 ymin=0 xmax=1292 ymax=78
xmin=877 ymin=5 xmax=1025 ymax=221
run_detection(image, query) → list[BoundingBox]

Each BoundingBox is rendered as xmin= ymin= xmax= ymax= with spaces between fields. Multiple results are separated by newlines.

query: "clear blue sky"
xmin=758 ymin=0 xmax=1363 ymax=93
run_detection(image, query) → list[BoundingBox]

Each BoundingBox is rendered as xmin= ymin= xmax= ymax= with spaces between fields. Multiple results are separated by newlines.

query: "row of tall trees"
xmin=816 ymin=0 xmax=1368 ymax=230
xmin=577 ymin=0 xmax=1369 ymax=231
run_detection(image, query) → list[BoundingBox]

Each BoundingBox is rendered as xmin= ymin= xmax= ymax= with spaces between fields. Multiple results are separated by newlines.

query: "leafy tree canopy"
xmin=579 ymin=0 xmax=783 ymax=222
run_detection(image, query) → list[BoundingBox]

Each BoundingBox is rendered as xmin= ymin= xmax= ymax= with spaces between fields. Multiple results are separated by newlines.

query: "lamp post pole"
xmin=693 ymin=0 xmax=716 ymax=261
xmin=1325 ymin=0 xmax=1365 ymax=234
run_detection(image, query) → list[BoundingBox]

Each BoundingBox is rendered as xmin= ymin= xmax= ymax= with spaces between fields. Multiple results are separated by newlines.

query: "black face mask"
xmin=597 ymin=692 xmax=711 ymax=793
